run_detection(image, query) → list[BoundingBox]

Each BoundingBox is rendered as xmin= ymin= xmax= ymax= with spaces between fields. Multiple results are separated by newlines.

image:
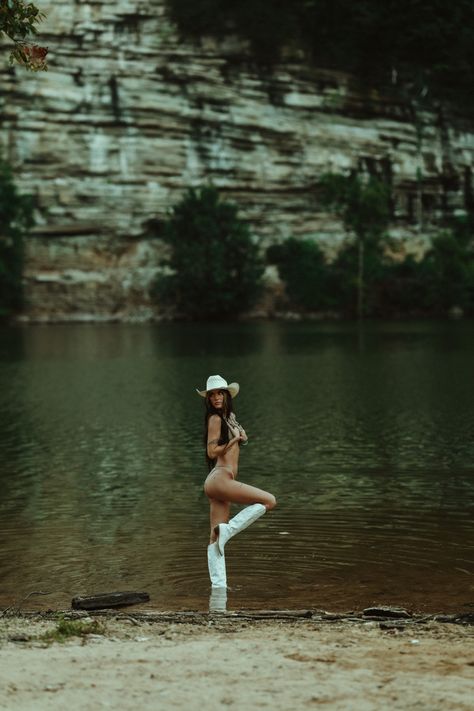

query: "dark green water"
xmin=0 ymin=321 xmax=473 ymax=614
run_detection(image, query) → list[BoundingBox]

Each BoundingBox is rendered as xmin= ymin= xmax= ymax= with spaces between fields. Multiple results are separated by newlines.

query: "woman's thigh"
xmin=207 ymin=475 xmax=274 ymax=507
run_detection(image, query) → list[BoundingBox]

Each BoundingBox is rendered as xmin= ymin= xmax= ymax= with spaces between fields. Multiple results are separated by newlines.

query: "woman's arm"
xmin=227 ymin=413 xmax=248 ymax=442
xmin=207 ymin=415 xmax=240 ymax=460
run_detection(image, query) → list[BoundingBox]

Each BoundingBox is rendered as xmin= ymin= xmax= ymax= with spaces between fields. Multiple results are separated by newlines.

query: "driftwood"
xmin=362 ymin=606 xmax=411 ymax=619
xmin=0 ymin=591 xmax=53 ymax=618
xmin=3 ymin=606 xmax=473 ymax=627
xmin=223 ymin=609 xmax=313 ymax=620
xmin=71 ymin=591 xmax=150 ymax=610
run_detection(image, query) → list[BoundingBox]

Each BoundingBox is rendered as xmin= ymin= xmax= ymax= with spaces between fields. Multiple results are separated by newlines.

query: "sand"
xmin=0 ymin=613 xmax=473 ymax=711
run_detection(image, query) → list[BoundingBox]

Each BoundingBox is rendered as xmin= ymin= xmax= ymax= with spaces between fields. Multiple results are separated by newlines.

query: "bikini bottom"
xmin=204 ymin=465 xmax=235 ymax=496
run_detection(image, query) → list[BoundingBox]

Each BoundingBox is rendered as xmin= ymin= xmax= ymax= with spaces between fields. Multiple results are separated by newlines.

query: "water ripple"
xmin=0 ymin=322 xmax=473 ymax=613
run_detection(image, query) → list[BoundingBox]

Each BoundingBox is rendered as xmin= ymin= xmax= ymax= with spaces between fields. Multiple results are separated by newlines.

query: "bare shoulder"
xmin=207 ymin=414 xmax=221 ymax=433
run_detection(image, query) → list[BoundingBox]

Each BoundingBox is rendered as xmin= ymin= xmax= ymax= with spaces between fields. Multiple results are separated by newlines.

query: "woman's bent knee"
xmin=264 ymin=494 xmax=277 ymax=510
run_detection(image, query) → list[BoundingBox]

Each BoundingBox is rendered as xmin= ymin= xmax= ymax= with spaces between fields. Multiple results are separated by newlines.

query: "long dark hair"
xmin=203 ymin=391 xmax=234 ymax=470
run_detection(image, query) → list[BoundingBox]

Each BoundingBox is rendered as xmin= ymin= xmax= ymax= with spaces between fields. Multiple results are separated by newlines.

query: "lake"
xmin=0 ymin=321 xmax=473 ymax=614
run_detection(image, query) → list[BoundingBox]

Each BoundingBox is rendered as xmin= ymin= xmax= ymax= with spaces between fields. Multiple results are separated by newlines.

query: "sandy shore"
xmin=0 ymin=612 xmax=473 ymax=711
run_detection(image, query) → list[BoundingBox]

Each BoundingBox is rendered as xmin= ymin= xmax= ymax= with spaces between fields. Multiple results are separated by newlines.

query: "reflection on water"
xmin=0 ymin=321 xmax=473 ymax=614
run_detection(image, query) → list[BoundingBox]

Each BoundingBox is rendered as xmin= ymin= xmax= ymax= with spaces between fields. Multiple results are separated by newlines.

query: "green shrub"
xmin=343 ymin=217 xmax=474 ymax=317
xmin=152 ymin=186 xmax=264 ymax=319
xmin=418 ymin=218 xmax=474 ymax=314
xmin=266 ymin=237 xmax=332 ymax=311
xmin=373 ymin=255 xmax=430 ymax=317
xmin=0 ymin=159 xmax=34 ymax=317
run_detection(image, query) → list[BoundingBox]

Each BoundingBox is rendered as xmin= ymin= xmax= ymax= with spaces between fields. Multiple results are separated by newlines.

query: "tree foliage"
xmin=268 ymin=216 xmax=474 ymax=318
xmin=167 ymin=0 xmax=474 ymax=113
xmin=318 ymin=173 xmax=391 ymax=245
xmin=0 ymin=0 xmax=48 ymax=70
xmin=0 ymin=158 xmax=34 ymax=317
xmin=152 ymin=186 xmax=264 ymax=320
xmin=318 ymin=172 xmax=391 ymax=318
xmin=418 ymin=218 xmax=474 ymax=313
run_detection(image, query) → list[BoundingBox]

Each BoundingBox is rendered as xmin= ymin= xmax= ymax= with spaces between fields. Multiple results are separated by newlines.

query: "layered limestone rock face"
xmin=1 ymin=0 xmax=473 ymax=320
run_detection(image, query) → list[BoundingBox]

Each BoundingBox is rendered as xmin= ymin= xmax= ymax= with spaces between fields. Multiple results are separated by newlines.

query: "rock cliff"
xmin=1 ymin=0 xmax=473 ymax=320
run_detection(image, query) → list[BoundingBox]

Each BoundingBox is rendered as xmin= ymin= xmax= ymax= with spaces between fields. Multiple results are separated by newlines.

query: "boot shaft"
xmin=226 ymin=503 xmax=266 ymax=536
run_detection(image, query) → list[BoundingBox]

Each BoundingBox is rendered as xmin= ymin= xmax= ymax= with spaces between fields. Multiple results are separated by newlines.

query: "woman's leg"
xmin=206 ymin=477 xmax=277 ymax=556
xmin=208 ymin=498 xmax=230 ymax=545
xmin=206 ymin=476 xmax=277 ymax=511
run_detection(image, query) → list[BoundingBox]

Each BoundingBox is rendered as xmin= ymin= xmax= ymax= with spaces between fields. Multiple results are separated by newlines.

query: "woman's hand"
xmin=224 ymin=414 xmax=237 ymax=437
xmin=230 ymin=424 xmax=241 ymax=439
xmin=227 ymin=414 xmax=248 ymax=442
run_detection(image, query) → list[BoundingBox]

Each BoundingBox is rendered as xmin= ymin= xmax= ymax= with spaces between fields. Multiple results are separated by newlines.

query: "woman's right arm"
xmin=207 ymin=415 xmax=240 ymax=460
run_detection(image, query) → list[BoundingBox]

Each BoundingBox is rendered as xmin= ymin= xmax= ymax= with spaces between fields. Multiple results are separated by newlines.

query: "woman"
xmin=197 ymin=374 xmax=277 ymax=588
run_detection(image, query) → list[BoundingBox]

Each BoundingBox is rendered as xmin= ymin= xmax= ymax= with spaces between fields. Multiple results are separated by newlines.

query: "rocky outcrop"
xmin=1 ymin=0 xmax=473 ymax=320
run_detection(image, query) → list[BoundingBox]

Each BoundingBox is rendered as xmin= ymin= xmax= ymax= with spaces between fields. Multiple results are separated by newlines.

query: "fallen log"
xmin=71 ymin=591 xmax=150 ymax=610
xmin=362 ymin=606 xmax=411 ymax=619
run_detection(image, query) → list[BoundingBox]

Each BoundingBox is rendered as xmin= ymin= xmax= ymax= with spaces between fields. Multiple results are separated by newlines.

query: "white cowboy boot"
xmin=209 ymin=586 xmax=227 ymax=613
xmin=215 ymin=503 xmax=266 ymax=556
xmin=207 ymin=542 xmax=227 ymax=588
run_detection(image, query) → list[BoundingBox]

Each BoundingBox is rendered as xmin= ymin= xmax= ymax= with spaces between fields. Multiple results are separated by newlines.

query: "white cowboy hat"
xmin=196 ymin=374 xmax=239 ymax=398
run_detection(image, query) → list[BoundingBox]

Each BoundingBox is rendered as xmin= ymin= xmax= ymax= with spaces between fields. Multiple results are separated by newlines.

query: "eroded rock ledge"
xmin=1 ymin=0 xmax=473 ymax=321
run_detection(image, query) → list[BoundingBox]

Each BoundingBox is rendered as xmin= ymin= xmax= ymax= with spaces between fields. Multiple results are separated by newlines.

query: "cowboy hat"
xmin=196 ymin=374 xmax=239 ymax=398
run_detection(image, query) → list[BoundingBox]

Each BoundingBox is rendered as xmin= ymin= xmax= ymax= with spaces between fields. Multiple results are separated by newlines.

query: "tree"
xmin=318 ymin=173 xmax=391 ymax=319
xmin=0 ymin=0 xmax=48 ymax=70
xmin=152 ymin=186 xmax=264 ymax=320
xmin=0 ymin=158 xmax=34 ymax=317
